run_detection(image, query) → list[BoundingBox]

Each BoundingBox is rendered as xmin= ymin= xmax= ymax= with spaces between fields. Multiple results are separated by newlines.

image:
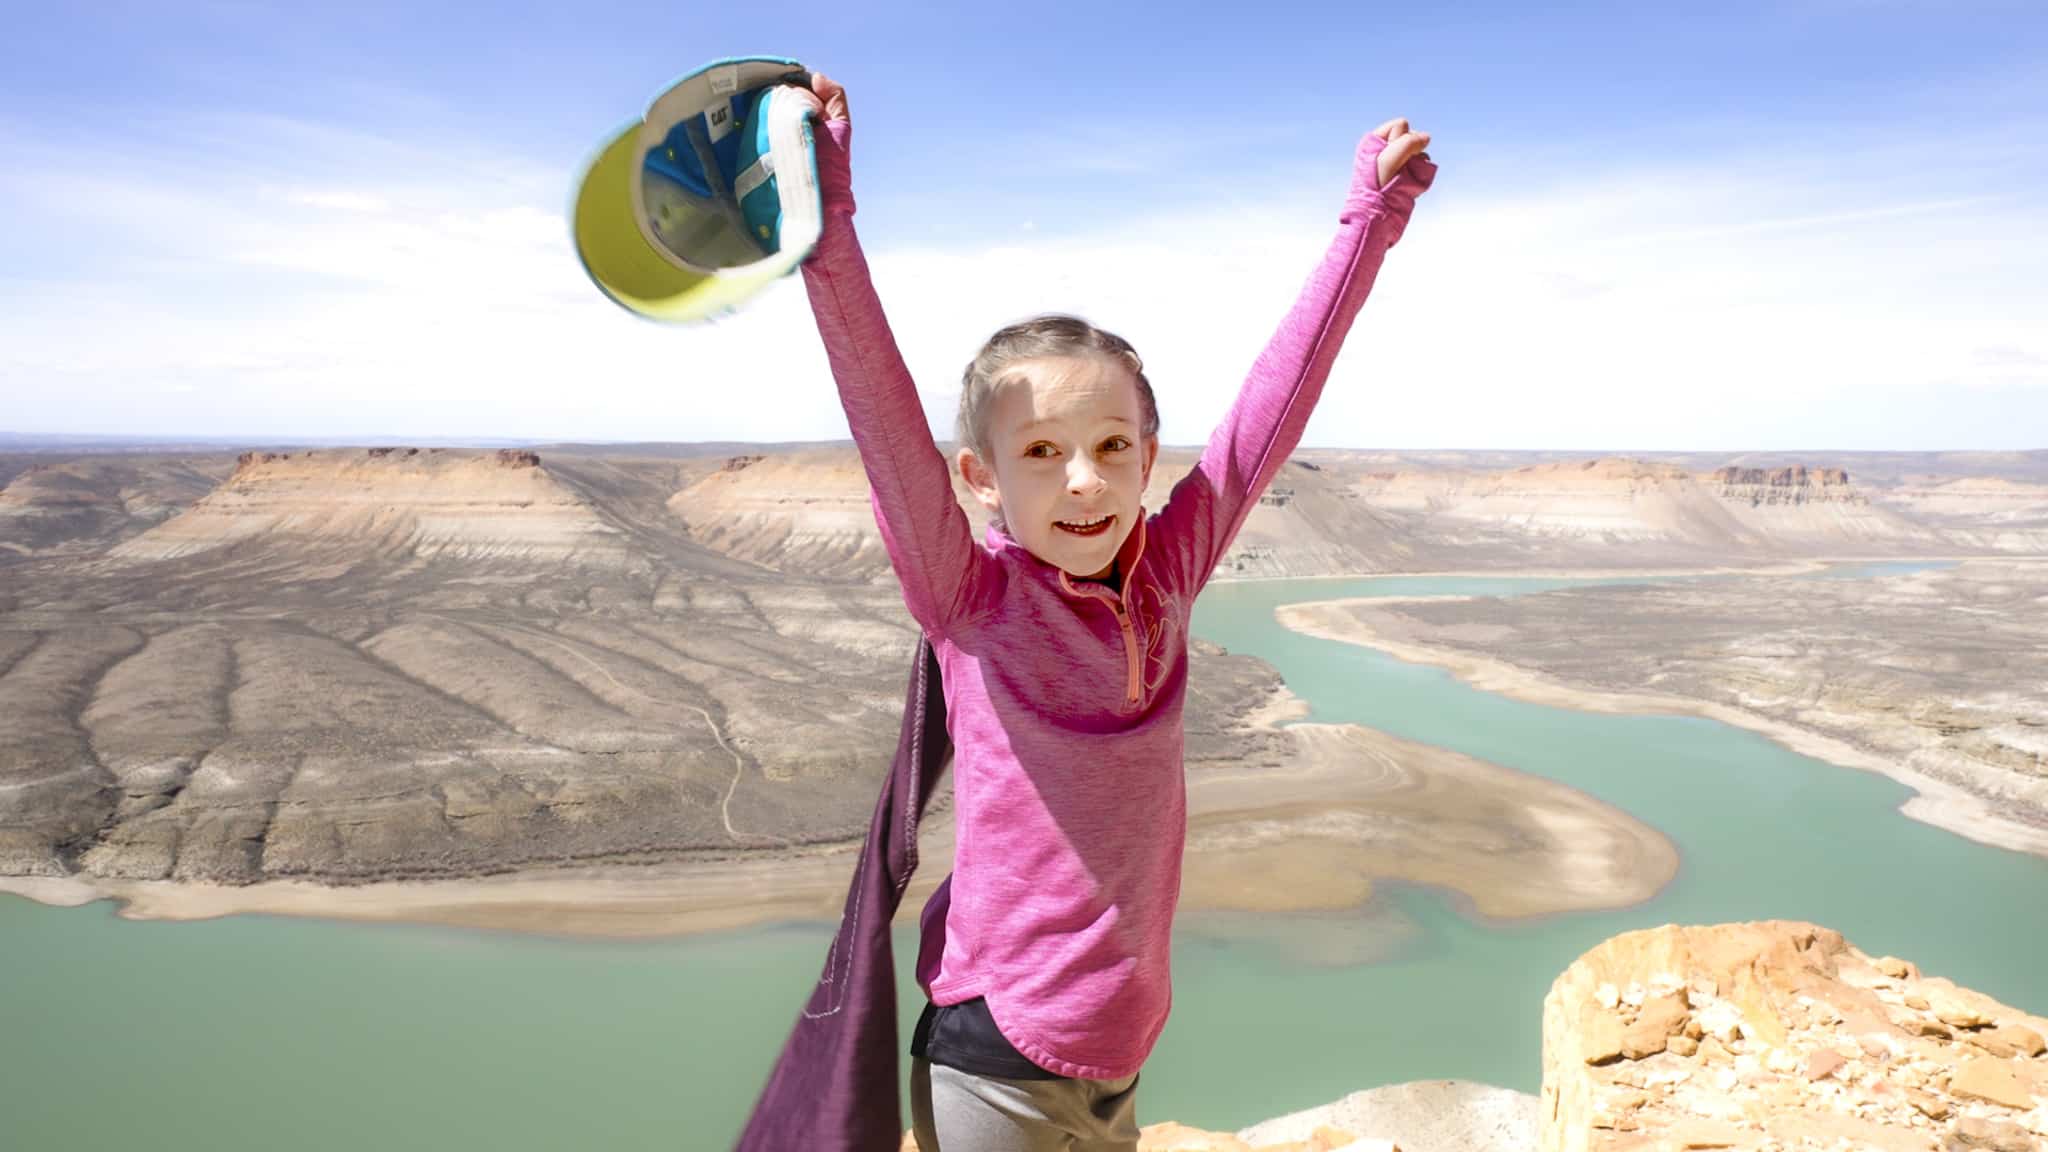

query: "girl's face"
xmin=956 ymin=355 xmax=1158 ymax=581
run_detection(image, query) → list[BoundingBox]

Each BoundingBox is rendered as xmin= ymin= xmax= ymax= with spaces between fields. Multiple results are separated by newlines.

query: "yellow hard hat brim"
xmin=571 ymin=122 xmax=801 ymax=323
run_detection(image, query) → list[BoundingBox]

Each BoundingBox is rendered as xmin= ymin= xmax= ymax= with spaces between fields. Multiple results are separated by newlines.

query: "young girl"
xmin=798 ymin=73 xmax=1434 ymax=1152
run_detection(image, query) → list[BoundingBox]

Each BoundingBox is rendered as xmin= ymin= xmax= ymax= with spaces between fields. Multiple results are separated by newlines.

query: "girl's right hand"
xmin=807 ymin=71 xmax=856 ymax=218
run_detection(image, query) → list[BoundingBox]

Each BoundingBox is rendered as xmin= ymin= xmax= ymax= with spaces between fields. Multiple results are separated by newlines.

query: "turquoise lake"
xmin=5 ymin=565 xmax=2043 ymax=1150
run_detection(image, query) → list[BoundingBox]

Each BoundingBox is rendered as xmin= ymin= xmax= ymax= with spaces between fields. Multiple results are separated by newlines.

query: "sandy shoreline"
xmin=1274 ymin=598 xmax=2048 ymax=862
xmin=0 ymin=693 xmax=1677 ymax=939
xmin=1182 ymin=722 xmax=1677 ymax=922
xmin=0 ymin=851 xmax=942 ymax=940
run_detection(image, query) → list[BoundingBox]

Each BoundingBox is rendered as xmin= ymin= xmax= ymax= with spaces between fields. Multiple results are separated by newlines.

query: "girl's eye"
xmin=1102 ymin=437 xmax=1131 ymax=452
xmin=1025 ymin=443 xmax=1056 ymax=458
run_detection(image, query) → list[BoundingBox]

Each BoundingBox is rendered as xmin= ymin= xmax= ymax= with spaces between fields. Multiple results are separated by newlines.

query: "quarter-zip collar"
xmin=985 ymin=512 xmax=1151 ymax=707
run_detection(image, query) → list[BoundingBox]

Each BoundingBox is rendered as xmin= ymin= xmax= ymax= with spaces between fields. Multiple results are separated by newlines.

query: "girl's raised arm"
xmin=1151 ymin=123 xmax=1436 ymax=596
xmin=799 ymin=78 xmax=1002 ymax=637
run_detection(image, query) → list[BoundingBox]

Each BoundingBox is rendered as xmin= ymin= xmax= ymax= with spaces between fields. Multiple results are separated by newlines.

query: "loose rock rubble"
xmin=1541 ymin=921 xmax=2048 ymax=1151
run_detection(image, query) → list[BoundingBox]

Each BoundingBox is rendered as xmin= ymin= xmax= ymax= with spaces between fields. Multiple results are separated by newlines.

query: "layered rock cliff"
xmin=666 ymin=448 xmax=950 ymax=581
xmin=1705 ymin=464 xmax=1919 ymax=548
xmin=109 ymin=448 xmax=632 ymax=566
xmin=1344 ymin=458 xmax=1925 ymax=557
xmin=16 ymin=446 xmax=2045 ymax=582
xmin=1710 ymin=465 xmax=1858 ymax=506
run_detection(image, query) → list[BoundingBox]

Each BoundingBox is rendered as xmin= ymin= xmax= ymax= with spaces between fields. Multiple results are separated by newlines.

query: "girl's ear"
xmin=1141 ymin=436 xmax=1159 ymax=488
xmin=956 ymin=446 xmax=1003 ymax=515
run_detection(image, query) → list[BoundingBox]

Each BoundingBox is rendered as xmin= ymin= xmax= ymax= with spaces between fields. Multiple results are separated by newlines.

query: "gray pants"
xmin=909 ymin=1057 xmax=1141 ymax=1151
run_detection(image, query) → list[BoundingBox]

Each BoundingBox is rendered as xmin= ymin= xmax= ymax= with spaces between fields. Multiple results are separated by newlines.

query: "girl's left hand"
xmin=1372 ymin=117 xmax=1432 ymax=190
xmin=808 ymin=71 xmax=850 ymax=123
xmin=1346 ymin=117 xmax=1436 ymax=238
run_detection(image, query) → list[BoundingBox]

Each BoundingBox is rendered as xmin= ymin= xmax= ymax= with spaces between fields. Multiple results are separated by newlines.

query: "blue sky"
xmin=3 ymin=0 xmax=2044 ymax=449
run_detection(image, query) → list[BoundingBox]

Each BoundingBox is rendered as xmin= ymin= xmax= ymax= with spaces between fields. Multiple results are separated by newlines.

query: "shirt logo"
xmin=1129 ymin=583 xmax=1181 ymax=701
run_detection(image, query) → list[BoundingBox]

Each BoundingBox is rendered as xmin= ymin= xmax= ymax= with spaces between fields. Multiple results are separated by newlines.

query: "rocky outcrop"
xmin=1542 ymin=922 xmax=2048 ymax=1151
xmin=1351 ymin=458 xmax=1729 ymax=544
xmin=113 ymin=448 xmax=629 ymax=566
xmin=668 ymin=447 xmax=958 ymax=581
xmin=1345 ymin=456 xmax=1926 ymax=558
xmin=1699 ymin=463 xmax=1923 ymax=546
xmin=1711 ymin=465 xmax=1859 ymax=506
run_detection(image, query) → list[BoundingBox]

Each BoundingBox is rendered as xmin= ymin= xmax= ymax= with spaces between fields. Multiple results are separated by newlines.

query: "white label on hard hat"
xmin=705 ymin=102 xmax=735 ymax=143
xmin=711 ymin=66 xmax=739 ymax=95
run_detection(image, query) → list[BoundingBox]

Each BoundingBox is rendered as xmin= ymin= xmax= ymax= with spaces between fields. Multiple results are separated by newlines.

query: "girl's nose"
xmin=1068 ymin=460 xmax=1107 ymax=495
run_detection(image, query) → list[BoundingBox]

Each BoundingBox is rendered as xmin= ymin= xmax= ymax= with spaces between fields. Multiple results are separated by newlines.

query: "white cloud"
xmin=1 ymin=113 xmax=2042 ymax=449
xmin=278 ymin=189 xmax=394 ymax=214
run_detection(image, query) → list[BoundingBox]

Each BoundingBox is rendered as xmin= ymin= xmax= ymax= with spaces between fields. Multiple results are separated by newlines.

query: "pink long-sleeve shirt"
xmin=800 ymin=122 xmax=1431 ymax=1080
